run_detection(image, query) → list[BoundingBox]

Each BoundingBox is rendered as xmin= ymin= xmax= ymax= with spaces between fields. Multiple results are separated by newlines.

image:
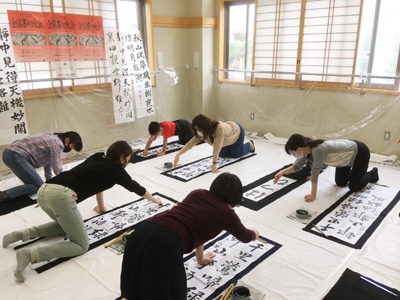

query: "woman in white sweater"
xmin=174 ymin=114 xmax=255 ymax=173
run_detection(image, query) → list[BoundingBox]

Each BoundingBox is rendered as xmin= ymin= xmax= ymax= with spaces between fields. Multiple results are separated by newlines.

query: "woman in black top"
xmin=2 ymin=140 xmax=161 ymax=282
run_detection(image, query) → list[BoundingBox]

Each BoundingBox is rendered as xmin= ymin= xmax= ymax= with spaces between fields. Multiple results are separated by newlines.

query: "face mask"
xmin=197 ymin=131 xmax=203 ymax=137
xmin=121 ymin=159 xmax=129 ymax=169
xmin=63 ymin=145 xmax=71 ymax=153
xmin=292 ymin=149 xmax=304 ymax=159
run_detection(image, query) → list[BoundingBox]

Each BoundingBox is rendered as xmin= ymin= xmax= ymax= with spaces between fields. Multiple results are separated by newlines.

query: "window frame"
xmin=353 ymin=0 xmax=400 ymax=91
xmin=219 ymin=0 xmax=400 ymax=93
xmin=221 ymin=0 xmax=255 ymax=82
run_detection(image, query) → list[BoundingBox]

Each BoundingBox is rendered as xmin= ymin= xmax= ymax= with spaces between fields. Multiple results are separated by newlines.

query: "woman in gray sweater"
xmin=274 ymin=134 xmax=379 ymax=202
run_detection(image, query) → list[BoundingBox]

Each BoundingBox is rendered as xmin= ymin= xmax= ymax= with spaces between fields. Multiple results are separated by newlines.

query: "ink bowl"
xmin=232 ymin=286 xmax=251 ymax=300
xmin=296 ymin=209 xmax=311 ymax=219
xmin=164 ymin=162 xmax=173 ymax=169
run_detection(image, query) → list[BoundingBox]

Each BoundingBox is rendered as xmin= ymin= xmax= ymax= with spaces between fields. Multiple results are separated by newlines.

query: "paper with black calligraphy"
xmin=244 ymin=177 xmax=297 ymax=202
xmin=27 ymin=193 xmax=176 ymax=272
xmin=137 ymin=141 xmax=182 ymax=157
xmin=184 ymin=232 xmax=282 ymax=300
xmin=131 ymin=141 xmax=183 ymax=164
xmin=304 ymin=184 xmax=400 ymax=248
xmin=161 ymin=153 xmax=256 ymax=182
xmin=105 ymin=29 xmax=154 ymax=124
xmin=0 ymin=26 xmax=29 ymax=144
xmin=105 ymin=29 xmax=135 ymax=124
xmin=241 ymin=165 xmax=308 ymax=211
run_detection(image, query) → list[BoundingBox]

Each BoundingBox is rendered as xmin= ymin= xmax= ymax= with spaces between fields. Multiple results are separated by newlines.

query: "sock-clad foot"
xmin=14 ymin=249 xmax=31 ymax=283
xmin=3 ymin=231 xmax=22 ymax=248
xmin=370 ymin=167 xmax=379 ymax=183
xmin=250 ymin=140 xmax=255 ymax=153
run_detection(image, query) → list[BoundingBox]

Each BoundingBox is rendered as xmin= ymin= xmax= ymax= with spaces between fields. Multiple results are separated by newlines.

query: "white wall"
xmin=1 ymin=0 xmax=399 ymax=173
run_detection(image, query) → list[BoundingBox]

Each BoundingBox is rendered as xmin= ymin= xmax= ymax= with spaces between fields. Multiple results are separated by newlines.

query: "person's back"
xmin=119 ymin=172 xmax=258 ymax=300
xmin=46 ymin=152 xmax=145 ymax=202
xmin=0 ymin=131 xmax=82 ymax=202
xmin=149 ymin=188 xmax=254 ymax=253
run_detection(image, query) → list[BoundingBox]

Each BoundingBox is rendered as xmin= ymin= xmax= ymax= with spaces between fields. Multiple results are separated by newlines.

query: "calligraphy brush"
xmin=105 ymin=230 xmax=133 ymax=248
xmin=220 ymin=283 xmax=234 ymax=300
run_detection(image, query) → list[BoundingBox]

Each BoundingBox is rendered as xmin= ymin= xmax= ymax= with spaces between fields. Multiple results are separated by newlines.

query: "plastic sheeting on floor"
xmin=1 ymin=136 xmax=400 ymax=300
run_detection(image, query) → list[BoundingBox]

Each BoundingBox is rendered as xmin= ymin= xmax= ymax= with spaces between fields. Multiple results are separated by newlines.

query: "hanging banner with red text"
xmin=7 ymin=10 xmax=105 ymax=62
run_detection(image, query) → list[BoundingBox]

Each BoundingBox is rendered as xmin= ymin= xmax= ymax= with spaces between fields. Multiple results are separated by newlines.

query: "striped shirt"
xmin=7 ymin=132 xmax=64 ymax=180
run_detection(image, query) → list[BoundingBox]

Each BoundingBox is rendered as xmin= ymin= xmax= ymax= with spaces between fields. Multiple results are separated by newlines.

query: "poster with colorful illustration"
xmin=7 ymin=10 xmax=105 ymax=62
xmin=7 ymin=10 xmax=49 ymax=62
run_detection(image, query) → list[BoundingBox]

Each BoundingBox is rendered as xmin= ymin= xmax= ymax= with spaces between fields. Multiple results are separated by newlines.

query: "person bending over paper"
xmin=0 ymin=131 xmax=83 ymax=202
xmin=2 ymin=140 xmax=162 ymax=283
xmin=143 ymin=119 xmax=193 ymax=157
xmin=173 ymin=114 xmax=255 ymax=173
xmin=274 ymin=134 xmax=379 ymax=202
xmin=118 ymin=172 xmax=259 ymax=300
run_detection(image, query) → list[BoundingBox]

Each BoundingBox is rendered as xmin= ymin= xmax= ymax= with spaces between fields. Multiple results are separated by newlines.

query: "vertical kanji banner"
xmin=0 ymin=25 xmax=29 ymax=145
xmin=105 ymin=29 xmax=135 ymax=124
xmin=126 ymin=31 xmax=154 ymax=118
xmin=105 ymin=29 xmax=154 ymax=124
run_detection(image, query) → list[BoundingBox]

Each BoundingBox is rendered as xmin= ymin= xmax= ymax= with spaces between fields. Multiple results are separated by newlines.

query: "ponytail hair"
xmin=285 ymin=134 xmax=325 ymax=154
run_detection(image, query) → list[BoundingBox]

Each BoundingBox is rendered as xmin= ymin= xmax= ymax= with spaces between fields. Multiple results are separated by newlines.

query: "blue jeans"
xmin=22 ymin=183 xmax=89 ymax=263
xmin=2 ymin=148 xmax=44 ymax=199
xmin=219 ymin=123 xmax=250 ymax=158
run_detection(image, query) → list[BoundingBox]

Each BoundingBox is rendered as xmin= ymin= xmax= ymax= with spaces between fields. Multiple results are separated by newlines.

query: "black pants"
xmin=119 ymin=222 xmax=186 ymax=300
xmin=335 ymin=141 xmax=372 ymax=192
xmin=174 ymin=119 xmax=193 ymax=145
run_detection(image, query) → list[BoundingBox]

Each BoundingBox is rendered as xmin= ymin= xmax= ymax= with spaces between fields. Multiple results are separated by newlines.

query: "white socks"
xmin=14 ymin=249 xmax=31 ymax=283
xmin=2 ymin=231 xmax=22 ymax=248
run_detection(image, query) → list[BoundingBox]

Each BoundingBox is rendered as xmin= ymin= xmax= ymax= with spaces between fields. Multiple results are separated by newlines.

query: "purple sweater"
xmin=149 ymin=189 xmax=255 ymax=253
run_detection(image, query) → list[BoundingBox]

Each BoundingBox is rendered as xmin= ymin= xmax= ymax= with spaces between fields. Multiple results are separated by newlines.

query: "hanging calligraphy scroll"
xmin=105 ymin=29 xmax=154 ymax=124
xmin=105 ymin=29 xmax=134 ymax=124
xmin=303 ymin=184 xmax=400 ymax=249
xmin=0 ymin=25 xmax=29 ymax=145
xmin=15 ymin=193 xmax=177 ymax=273
xmin=161 ymin=153 xmax=256 ymax=182
xmin=184 ymin=232 xmax=282 ymax=300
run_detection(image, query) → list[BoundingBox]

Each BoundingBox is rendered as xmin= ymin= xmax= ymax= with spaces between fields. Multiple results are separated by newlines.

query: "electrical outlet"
xmin=384 ymin=131 xmax=391 ymax=140
xmin=250 ymin=113 xmax=255 ymax=120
